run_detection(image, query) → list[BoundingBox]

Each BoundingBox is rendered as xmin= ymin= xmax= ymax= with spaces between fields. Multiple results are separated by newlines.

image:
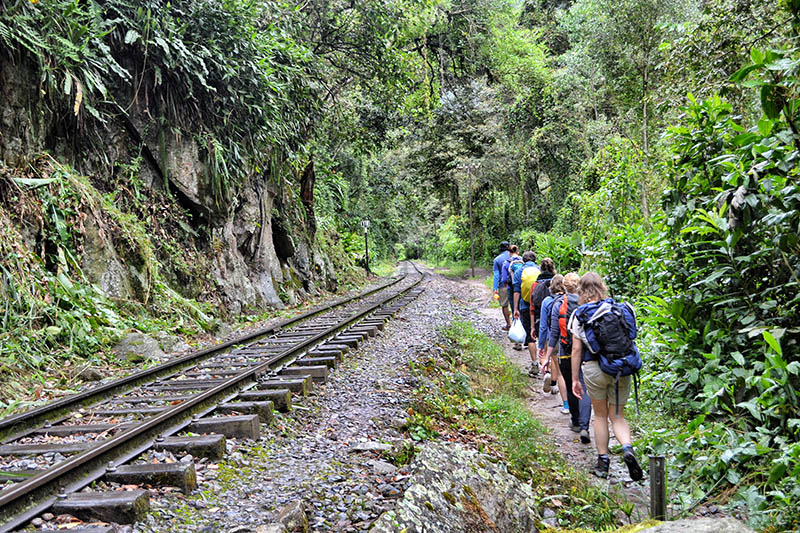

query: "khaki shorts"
xmin=582 ymin=360 xmax=631 ymax=405
xmin=499 ymin=288 xmax=510 ymax=307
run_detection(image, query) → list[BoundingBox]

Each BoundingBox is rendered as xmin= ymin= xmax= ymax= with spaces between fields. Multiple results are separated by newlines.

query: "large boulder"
xmin=371 ymin=442 xmax=539 ymax=533
xmin=111 ymin=332 xmax=166 ymax=363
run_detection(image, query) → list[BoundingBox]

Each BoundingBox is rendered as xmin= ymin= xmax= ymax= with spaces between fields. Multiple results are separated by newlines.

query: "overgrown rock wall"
xmin=0 ymin=55 xmax=337 ymax=317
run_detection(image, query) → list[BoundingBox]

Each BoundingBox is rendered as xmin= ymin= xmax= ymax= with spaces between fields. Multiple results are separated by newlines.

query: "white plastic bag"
xmin=508 ymin=319 xmax=526 ymax=344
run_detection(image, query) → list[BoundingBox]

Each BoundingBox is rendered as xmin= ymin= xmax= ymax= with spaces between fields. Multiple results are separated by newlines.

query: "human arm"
xmin=571 ymin=338 xmax=584 ymax=399
xmin=492 ymin=257 xmax=501 ymax=293
xmin=547 ymin=299 xmax=560 ymax=349
xmin=513 ymin=292 xmax=520 ymax=318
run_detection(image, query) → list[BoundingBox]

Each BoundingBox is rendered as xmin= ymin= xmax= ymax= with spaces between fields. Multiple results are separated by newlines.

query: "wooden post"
xmin=649 ymin=455 xmax=667 ymax=520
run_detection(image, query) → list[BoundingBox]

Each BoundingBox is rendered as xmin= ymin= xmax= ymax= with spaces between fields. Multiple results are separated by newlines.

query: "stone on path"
xmin=371 ymin=441 xmax=539 ymax=533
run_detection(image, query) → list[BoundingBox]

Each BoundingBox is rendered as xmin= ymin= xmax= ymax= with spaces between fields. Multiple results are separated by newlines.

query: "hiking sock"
xmin=622 ymin=445 xmax=643 ymax=481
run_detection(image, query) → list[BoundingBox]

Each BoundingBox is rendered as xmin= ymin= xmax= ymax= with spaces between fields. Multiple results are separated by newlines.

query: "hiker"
xmin=512 ymin=250 xmax=540 ymax=375
xmin=492 ymin=241 xmax=511 ymax=330
xmin=569 ymin=272 xmax=643 ymax=481
xmin=499 ymin=245 xmax=521 ymax=330
xmin=537 ymin=274 xmax=569 ymax=413
xmin=530 ymin=258 xmax=556 ymax=376
xmin=545 ymin=272 xmax=591 ymax=441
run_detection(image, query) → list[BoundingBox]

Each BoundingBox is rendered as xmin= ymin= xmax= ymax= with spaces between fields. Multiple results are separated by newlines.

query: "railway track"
xmin=0 ymin=262 xmax=427 ymax=532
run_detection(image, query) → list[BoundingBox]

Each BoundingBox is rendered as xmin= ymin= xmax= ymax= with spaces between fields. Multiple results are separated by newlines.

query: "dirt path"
xmin=461 ymin=273 xmax=651 ymax=521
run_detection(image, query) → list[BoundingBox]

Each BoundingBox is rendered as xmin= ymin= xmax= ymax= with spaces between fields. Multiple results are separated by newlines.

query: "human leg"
xmin=499 ymin=289 xmax=511 ymax=329
xmin=577 ymin=369 xmax=592 ymax=431
xmin=520 ymin=310 xmax=538 ymax=375
xmin=591 ymin=398 xmax=610 ymax=455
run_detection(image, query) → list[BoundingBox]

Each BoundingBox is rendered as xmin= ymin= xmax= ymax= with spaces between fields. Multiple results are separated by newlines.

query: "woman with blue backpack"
xmin=568 ymin=272 xmax=643 ymax=481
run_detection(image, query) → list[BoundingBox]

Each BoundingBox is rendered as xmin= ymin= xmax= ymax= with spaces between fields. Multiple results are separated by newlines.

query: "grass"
xmin=408 ymin=319 xmax=636 ymax=530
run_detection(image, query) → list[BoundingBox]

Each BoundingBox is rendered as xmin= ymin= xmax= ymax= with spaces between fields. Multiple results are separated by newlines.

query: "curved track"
xmin=0 ymin=262 xmax=426 ymax=532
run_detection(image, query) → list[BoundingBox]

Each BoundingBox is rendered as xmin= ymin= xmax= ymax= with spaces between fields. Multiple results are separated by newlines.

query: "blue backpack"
xmin=575 ymin=298 xmax=642 ymax=412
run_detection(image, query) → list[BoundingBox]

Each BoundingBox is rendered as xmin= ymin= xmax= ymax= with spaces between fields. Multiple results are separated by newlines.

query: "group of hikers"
xmin=492 ymin=241 xmax=643 ymax=481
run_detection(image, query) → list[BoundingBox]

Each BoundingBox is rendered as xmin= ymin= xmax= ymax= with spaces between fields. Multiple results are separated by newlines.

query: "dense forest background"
xmin=1 ymin=0 xmax=799 ymax=529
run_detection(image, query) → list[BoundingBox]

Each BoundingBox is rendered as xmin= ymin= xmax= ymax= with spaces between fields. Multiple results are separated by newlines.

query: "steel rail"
xmin=0 ymin=264 xmax=425 ymax=531
xmin=0 ymin=275 xmax=405 ymax=443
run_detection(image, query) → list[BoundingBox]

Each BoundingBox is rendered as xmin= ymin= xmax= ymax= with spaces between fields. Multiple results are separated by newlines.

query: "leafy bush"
xmin=516 ymin=229 xmax=583 ymax=272
xmin=636 ymin=46 xmax=800 ymax=529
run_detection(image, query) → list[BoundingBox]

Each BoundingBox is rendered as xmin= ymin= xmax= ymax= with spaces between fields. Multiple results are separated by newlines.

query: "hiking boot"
xmin=569 ymin=423 xmax=580 ymax=433
xmin=542 ymin=373 xmax=552 ymax=393
xmin=623 ymin=448 xmax=643 ymax=481
xmin=594 ymin=455 xmax=610 ymax=479
xmin=580 ymin=429 xmax=591 ymax=444
xmin=527 ymin=362 xmax=539 ymax=376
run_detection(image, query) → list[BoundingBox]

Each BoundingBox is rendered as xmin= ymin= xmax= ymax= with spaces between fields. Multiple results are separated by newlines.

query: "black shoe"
xmin=569 ymin=423 xmax=580 ymax=433
xmin=593 ymin=455 xmax=609 ymax=478
xmin=580 ymin=429 xmax=591 ymax=444
xmin=623 ymin=449 xmax=643 ymax=481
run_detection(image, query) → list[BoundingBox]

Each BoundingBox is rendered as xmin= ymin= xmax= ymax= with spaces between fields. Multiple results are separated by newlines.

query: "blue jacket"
xmin=512 ymin=261 xmax=538 ymax=311
xmin=492 ymin=251 xmax=510 ymax=292
xmin=538 ymin=295 xmax=555 ymax=350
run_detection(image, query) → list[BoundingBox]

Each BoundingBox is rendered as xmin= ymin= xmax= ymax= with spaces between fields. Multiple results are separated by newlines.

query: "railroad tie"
xmin=51 ymin=489 xmax=150 ymax=524
xmin=257 ymin=377 xmax=312 ymax=396
xmin=295 ymin=356 xmax=338 ymax=369
xmin=280 ymin=365 xmax=328 ymax=383
xmin=104 ymin=462 xmax=197 ymax=494
xmin=238 ymin=389 xmax=292 ymax=411
xmin=216 ymin=400 xmax=275 ymax=423
xmin=154 ymin=435 xmax=226 ymax=460
xmin=187 ymin=414 xmax=261 ymax=440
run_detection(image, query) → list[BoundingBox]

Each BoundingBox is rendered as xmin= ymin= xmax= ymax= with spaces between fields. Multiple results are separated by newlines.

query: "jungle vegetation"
xmin=1 ymin=0 xmax=799 ymax=529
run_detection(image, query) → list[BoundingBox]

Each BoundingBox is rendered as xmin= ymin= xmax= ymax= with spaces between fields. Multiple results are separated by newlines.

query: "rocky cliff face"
xmin=0 ymin=54 xmax=337 ymax=316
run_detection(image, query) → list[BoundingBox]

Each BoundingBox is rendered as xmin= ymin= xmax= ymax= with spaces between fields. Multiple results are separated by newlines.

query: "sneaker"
xmin=594 ymin=455 xmax=610 ymax=479
xmin=502 ymin=325 xmax=510 ymax=331
xmin=580 ymin=429 xmax=591 ymax=444
xmin=623 ymin=448 xmax=644 ymax=481
xmin=527 ymin=362 xmax=539 ymax=376
xmin=542 ymin=373 xmax=552 ymax=393
xmin=560 ymin=407 xmax=570 ymax=415
xmin=512 ymin=343 xmax=524 ymax=351
xmin=569 ymin=424 xmax=580 ymax=433
xmin=550 ymin=382 xmax=559 ymax=395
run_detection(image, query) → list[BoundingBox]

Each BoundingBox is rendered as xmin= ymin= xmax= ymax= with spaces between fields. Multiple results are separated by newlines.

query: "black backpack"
xmin=591 ymin=305 xmax=635 ymax=360
xmin=530 ymin=278 xmax=552 ymax=330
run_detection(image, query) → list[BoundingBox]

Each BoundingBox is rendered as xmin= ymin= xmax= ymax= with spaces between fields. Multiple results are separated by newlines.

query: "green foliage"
xmin=634 ymin=42 xmax=800 ymax=528
xmin=516 ymin=230 xmax=583 ymax=273
xmin=0 ymin=158 xmax=216 ymax=404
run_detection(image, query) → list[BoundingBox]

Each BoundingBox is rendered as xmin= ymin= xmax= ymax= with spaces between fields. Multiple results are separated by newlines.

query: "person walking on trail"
xmin=492 ymin=241 xmax=511 ymax=331
xmin=538 ymin=274 xmax=568 ymax=413
xmin=500 ymin=246 xmax=522 ymax=342
xmin=569 ymin=272 xmax=643 ymax=481
xmin=512 ymin=251 xmax=540 ymax=376
xmin=545 ymin=272 xmax=591 ymax=442
xmin=530 ymin=258 xmax=556 ymax=373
